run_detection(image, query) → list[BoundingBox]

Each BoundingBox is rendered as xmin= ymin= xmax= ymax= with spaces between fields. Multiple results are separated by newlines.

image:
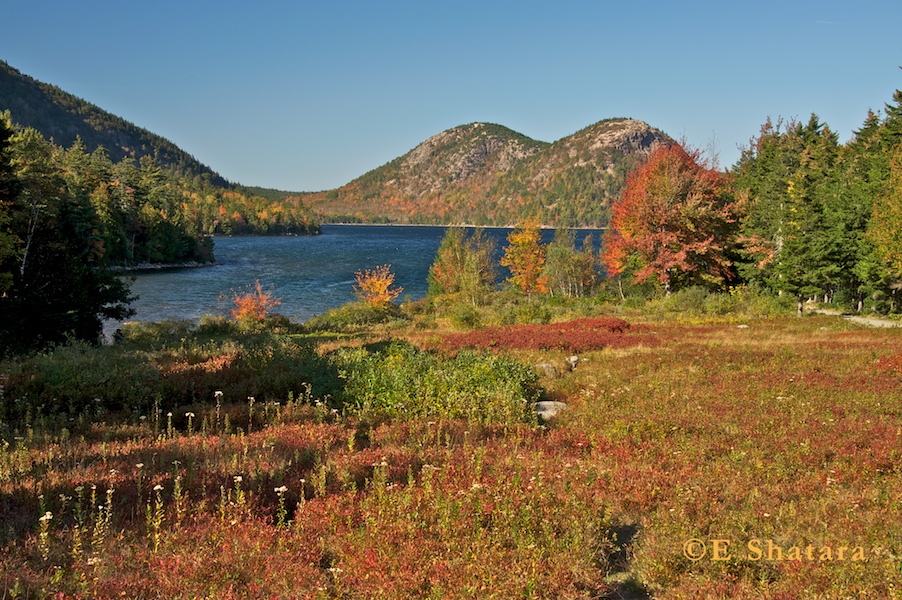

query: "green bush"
xmin=303 ymin=301 xmax=406 ymax=332
xmin=0 ymin=327 xmax=340 ymax=423
xmin=638 ymin=285 xmax=794 ymax=320
xmin=450 ymin=303 xmax=482 ymax=330
xmin=513 ymin=300 xmax=552 ymax=324
xmin=332 ymin=341 xmax=541 ymax=425
xmin=0 ymin=342 xmax=161 ymax=421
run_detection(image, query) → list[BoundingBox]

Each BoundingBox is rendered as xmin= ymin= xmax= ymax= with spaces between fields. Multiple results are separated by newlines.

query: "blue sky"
xmin=3 ymin=1 xmax=901 ymax=191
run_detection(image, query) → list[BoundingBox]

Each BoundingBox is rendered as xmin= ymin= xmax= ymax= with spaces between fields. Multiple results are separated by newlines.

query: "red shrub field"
xmin=433 ymin=316 xmax=660 ymax=354
xmin=1 ymin=315 xmax=901 ymax=598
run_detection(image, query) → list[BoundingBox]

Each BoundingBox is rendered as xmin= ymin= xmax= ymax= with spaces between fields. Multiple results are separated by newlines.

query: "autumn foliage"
xmin=427 ymin=227 xmax=497 ymax=302
xmin=500 ymin=220 xmax=548 ymax=295
xmin=354 ymin=264 xmax=403 ymax=307
xmin=602 ymin=143 xmax=737 ymax=293
xmin=230 ymin=280 xmax=281 ymax=322
xmin=433 ymin=317 xmax=658 ymax=354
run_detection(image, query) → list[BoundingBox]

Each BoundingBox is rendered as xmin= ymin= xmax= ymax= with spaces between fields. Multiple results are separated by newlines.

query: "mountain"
xmin=0 ymin=60 xmax=228 ymax=186
xmin=1 ymin=59 xmax=673 ymax=227
xmin=304 ymin=118 xmax=673 ymax=227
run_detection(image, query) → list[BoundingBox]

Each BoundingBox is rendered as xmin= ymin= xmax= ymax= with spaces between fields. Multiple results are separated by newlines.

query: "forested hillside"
xmin=0 ymin=60 xmax=226 ymax=186
xmin=0 ymin=113 xmax=318 ymax=355
xmin=0 ymin=60 xmax=321 ymax=248
xmin=304 ymin=119 xmax=672 ymax=226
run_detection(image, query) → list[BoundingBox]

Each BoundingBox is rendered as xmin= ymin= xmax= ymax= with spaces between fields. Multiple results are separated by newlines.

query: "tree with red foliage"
xmin=231 ymin=280 xmax=281 ymax=323
xmin=602 ymin=143 xmax=738 ymax=294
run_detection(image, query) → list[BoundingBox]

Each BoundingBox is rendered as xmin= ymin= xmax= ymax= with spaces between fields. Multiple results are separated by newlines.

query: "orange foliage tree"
xmin=602 ymin=143 xmax=737 ymax=294
xmin=501 ymin=220 xmax=548 ymax=296
xmin=354 ymin=264 xmax=403 ymax=307
xmin=231 ymin=280 xmax=281 ymax=322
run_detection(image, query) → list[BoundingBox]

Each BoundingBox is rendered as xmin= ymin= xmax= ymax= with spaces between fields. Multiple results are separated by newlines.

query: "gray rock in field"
xmin=534 ymin=362 xmax=558 ymax=378
xmin=737 ymin=324 xmax=750 ymax=329
xmin=534 ymin=401 xmax=568 ymax=421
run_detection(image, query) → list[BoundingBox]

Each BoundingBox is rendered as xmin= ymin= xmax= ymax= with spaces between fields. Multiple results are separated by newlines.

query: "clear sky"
xmin=2 ymin=1 xmax=901 ymax=192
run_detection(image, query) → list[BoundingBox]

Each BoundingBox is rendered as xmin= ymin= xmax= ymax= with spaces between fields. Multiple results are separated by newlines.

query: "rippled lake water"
xmin=113 ymin=224 xmax=600 ymax=331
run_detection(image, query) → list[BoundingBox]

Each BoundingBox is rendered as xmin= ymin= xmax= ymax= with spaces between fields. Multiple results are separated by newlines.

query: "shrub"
xmin=332 ymin=341 xmax=541 ymax=425
xmin=230 ymin=280 xmax=281 ymax=326
xmin=639 ymin=285 xmax=795 ymax=320
xmin=434 ymin=316 xmax=656 ymax=355
xmin=450 ymin=303 xmax=482 ymax=330
xmin=354 ymin=264 xmax=403 ymax=307
xmin=303 ymin=301 xmax=406 ymax=333
xmin=0 ymin=342 xmax=161 ymax=420
xmin=0 ymin=327 xmax=339 ymax=422
xmin=118 ymin=319 xmax=199 ymax=350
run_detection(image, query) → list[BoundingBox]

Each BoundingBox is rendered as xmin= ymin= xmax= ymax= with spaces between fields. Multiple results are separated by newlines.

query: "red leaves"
xmin=602 ymin=143 xmax=737 ymax=291
xmin=230 ymin=280 xmax=281 ymax=322
xmin=433 ymin=317 xmax=658 ymax=354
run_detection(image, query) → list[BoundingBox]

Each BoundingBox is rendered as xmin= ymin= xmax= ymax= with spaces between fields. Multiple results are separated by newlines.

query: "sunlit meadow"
xmin=1 ymin=312 xmax=901 ymax=598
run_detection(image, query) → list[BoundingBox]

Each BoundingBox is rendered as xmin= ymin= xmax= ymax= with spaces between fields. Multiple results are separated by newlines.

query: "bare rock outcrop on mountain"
xmin=400 ymin=123 xmax=543 ymax=193
xmin=305 ymin=118 xmax=673 ymax=227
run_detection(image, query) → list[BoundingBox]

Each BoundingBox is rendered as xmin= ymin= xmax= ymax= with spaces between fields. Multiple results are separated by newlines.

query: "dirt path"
xmin=810 ymin=308 xmax=900 ymax=328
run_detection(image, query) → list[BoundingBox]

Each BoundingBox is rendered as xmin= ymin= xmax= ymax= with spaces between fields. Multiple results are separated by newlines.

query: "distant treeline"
xmin=8 ymin=117 xmax=319 ymax=266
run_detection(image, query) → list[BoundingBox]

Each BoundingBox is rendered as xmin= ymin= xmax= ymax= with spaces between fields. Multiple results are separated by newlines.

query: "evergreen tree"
xmin=0 ymin=123 xmax=133 ymax=356
xmin=861 ymin=146 xmax=902 ymax=311
xmin=733 ymin=116 xmax=841 ymax=311
xmin=0 ymin=112 xmax=22 ymax=294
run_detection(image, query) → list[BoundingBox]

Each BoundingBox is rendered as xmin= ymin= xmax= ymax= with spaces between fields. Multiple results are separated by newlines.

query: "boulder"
xmin=534 ymin=401 xmax=568 ymax=421
xmin=534 ymin=362 xmax=558 ymax=378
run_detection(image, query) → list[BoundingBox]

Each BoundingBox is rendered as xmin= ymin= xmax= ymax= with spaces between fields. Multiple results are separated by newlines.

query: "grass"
xmin=1 ymin=303 xmax=901 ymax=598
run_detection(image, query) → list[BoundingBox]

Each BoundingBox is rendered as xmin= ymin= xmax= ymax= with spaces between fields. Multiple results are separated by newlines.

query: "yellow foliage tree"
xmin=354 ymin=264 xmax=403 ymax=307
xmin=501 ymin=220 xmax=548 ymax=296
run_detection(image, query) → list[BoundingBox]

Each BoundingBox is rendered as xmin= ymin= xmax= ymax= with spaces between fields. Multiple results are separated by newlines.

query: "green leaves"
xmin=334 ymin=341 xmax=540 ymax=425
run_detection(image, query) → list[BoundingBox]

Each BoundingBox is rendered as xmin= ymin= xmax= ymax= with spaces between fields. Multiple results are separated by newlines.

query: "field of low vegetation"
xmin=4 ymin=81 xmax=902 ymax=597
xmin=1 ymin=287 xmax=900 ymax=599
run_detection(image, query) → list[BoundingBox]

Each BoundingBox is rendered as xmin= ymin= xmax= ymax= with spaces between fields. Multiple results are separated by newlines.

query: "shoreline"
xmin=322 ymin=221 xmax=609 ymax=231
xmin=112 ymin=261 xmax=219 ymax=273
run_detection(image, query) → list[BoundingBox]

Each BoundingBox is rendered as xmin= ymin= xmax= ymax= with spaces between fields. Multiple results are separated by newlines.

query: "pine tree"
xmin=733 ymin=116 xmax=840 ymax=310
xmin=0 ymin=112 xmax=22 ymax=294
xmin=0 ymin=124 xmax=133 ymax=355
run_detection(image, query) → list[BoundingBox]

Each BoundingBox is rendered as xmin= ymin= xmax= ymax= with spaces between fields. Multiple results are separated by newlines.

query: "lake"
xmin=114 ymin=224 xmax=601 ymax=330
